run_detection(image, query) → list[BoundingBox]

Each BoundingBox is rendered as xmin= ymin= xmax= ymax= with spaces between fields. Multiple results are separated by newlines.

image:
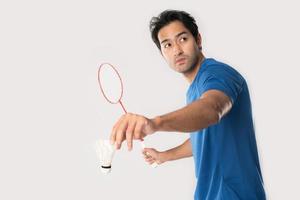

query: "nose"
xmin=173 ymin=42 xmax=183 ymax=56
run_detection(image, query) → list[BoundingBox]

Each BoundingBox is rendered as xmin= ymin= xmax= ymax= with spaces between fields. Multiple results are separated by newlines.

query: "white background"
xmin=0 ymin=0 xmax=299 ymax=199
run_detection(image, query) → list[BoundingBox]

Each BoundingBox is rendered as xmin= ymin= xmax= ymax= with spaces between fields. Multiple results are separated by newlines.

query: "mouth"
xmin=175 ymin=57 xmax=186 ymax=64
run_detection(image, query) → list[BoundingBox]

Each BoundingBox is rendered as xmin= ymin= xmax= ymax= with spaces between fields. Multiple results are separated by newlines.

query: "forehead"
xmin=158 ymin=21 xmax=190 ymax=42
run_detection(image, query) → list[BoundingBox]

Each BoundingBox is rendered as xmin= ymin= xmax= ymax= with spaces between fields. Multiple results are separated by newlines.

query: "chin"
xmin=174 ymin=64 xmax=193 ymax=74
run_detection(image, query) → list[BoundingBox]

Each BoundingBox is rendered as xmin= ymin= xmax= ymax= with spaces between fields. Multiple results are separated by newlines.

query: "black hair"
xmin=149 ymin=10 xmax=199 ymax=50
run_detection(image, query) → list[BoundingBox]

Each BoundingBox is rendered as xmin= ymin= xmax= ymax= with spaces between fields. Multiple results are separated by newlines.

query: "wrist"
xmin=152 ymin=116 xmax=162 ymax=132
xmin=158 ymin=151 xmax=169 ymax=164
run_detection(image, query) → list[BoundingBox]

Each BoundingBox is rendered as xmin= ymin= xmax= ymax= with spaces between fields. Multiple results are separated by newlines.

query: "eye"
xmin=180 ymin=37 xmax=187 ymax=42
xmin=164 ymin=43 xmax=171 ymax=49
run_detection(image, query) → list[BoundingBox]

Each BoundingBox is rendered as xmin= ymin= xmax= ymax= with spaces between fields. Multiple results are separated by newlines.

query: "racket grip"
xmin=151 ymin=162 xmax=158 ymax=168
xmin=141 ymin=141 xmax=159 ymax=168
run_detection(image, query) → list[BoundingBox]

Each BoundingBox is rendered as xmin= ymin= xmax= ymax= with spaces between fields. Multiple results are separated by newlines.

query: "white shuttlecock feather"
xmin=95 ymin=139 xmax=116 ymax=174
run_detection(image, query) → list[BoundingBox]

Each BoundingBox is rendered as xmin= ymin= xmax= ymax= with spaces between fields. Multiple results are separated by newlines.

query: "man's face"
xmin=158 ymin=21 xmax=201 ymax=74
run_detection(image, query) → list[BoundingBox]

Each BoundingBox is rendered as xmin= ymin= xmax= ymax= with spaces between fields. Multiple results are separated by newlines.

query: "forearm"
xmin=161 ymin=139 xmax=192 ymax=162
xmin=153 ymin=98 xmax=219 ymax=133
xmin=151 ymin=90 xmax=232 ymax=133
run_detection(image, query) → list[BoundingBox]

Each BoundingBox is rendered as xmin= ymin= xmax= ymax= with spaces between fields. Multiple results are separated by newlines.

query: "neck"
xmin=183 ymin=52 xmax=205 ymax=84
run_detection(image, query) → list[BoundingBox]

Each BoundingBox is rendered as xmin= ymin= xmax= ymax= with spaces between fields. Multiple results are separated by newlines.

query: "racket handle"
xmin=141 ymin=141 xmax=159 ymax=168
xmin=151 ymin=162 xmax=158 ymax=168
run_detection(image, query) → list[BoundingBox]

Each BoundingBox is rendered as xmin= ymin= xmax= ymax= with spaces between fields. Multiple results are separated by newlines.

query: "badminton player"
xmin=110 ymin=10 xmax=266 ymax=200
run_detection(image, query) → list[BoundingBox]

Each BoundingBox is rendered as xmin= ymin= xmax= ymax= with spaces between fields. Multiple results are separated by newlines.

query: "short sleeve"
xmin=201 ymin=66 xmax=245 ymax=104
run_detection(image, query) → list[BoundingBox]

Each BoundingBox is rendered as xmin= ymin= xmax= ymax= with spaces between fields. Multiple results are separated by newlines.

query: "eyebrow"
xmin=160 ymin=31 xmax=188 ymax=45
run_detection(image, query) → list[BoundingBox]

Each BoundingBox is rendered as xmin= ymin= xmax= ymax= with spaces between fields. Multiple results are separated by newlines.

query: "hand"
xmin=142 ymin=148 xmax=166 ymax=165
xmin=110 ymin=113 xmax=157 ymax=151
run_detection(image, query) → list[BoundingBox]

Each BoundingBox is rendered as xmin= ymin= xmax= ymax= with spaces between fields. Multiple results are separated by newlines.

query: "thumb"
xmin=143 ymin=148 xmax=156 ymax=156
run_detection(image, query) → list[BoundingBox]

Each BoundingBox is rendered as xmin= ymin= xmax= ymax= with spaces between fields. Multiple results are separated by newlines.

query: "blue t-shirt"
xmin=187 ymin=58 xmax=266 ymax=200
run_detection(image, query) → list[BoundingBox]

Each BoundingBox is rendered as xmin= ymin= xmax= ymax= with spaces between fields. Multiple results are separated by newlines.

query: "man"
xmin=110 ymin=10 xmax=266 ymax=199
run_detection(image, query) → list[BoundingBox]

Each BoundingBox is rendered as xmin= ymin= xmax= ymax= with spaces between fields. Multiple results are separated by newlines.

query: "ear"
xmin=196 ymin=34 xmax=202 ymax=50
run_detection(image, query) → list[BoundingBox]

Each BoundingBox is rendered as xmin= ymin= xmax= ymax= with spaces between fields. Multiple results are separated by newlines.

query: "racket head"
xmin=98 ymin=63 xmax=124 ymax=104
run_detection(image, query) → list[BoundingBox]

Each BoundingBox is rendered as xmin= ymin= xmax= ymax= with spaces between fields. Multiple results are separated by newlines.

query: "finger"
xmin=147 ymin=158 xmax=156 ymax=165
xmin=142 ymin=149 xmax=149 ymax=154
xmin=142 ymin=150 xmax=149 ymax=156
xmin=115 ymin=120 xmax=128 ymax=150
xmin=143 ymin=148 xmax=154 ymax=156
xmin=133 ymin=120 xmax=144 ymax=140
xmin=144 ymin=153 xmax=152 ymax=159
xmin=126 ymin=120 xmax=136 ymax=151
xmin=146 ymin=157 xmax=154 ymax=163
xmin=148 ymin=160 xmax=155 ymax=165
xmin=110 ymin=124 xmax=117 ymax=145
xmin=110 ymin=115 xmax=125 ymax=145
xmin=143 ymin=153 xmax=151 ymax=160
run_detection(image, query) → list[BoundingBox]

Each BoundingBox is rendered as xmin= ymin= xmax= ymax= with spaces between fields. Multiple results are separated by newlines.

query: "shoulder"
xmin=200 ymin=59 xmax=245 ymax=85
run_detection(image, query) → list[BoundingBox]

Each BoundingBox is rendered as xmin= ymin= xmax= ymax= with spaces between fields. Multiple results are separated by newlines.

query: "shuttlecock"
xmin=95 ymin=139 xmax=116 ymax=174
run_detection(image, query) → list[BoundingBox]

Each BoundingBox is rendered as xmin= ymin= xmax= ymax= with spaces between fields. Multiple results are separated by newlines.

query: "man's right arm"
xmin=143 ymin=139 xmax=192 ymax=165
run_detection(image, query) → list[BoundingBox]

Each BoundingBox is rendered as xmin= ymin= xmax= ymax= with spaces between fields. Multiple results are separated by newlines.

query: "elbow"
xmin=210 ymin=100 xmax=232 ymax=125
xmin=208 ymin=111 xmax=220 ymax=125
